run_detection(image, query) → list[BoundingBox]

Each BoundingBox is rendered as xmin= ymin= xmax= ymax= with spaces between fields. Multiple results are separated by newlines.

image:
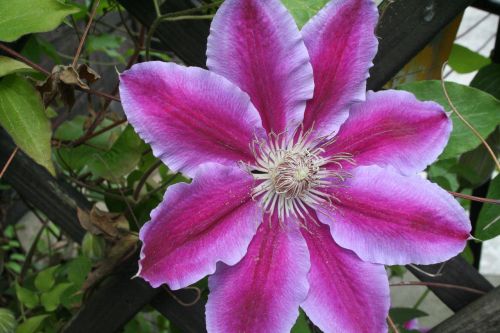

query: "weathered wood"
xmin=118 ymin=0 xmax=209 ymax=68
xmin=429 ymin=286 xmax=500 ymax=333
xmin=0 ymin=131 xmax=89 ymax=242
xmin=367 ymin=0 xmax=475 ymax=89
xmin=62 ymin=256 xmax=159 ymax=333
xmin=408 ymin=256 xmax=494 ymax=312
xmin=150 ymin=287 xmax=206 ymax=333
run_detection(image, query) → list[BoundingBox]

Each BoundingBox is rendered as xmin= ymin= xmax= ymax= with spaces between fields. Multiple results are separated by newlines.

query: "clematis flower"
xmin=119 ymin=0 xmax=471 ymax=332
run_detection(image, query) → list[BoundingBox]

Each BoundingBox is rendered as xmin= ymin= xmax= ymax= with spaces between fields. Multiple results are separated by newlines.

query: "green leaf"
xmin=40 ymin=282 xmax=73 ymax=312
xmin=470 ymin=63 xmax=500 ymax=100
xmin=291 ymin=309 xmax=311 ymax=333
xmin=87 ymin=126 xmax=144 ymax=180
xmin=427 ymin=159 xmax=459 ymax=191
xmin=389 ymin=307 xmax=428 ymax=325
xmin=0 ymin=57 xmax=35 ymax=78
xmin=15 ymin=315 xmax=49 ymax=333
xmin=458 ymin=128 xmax=498 ymax=188
xmin=448 ymin=44 xmax=491 ymax=74
xmin=82 ymin=233 xmax=105 ymax=260
xmin=66 ymin=256 xmax=92 ymax=286
xmin=34 ymin=265 xmax=59 ymax=292
xmin=15 ymin=283 xmax=39 ymax=309
xmin=21 ymin=36 xmax=62 ymax=65
xmin=282 ymin=0 xmax=328 ymax=28
xmin=0 ymin=0 xmax=80 ymax=42
xmin=399 ymin=81 xmax=500 ymax=159
xmin=86 ymin=35 xmax=126 ymax=63
xmin=0 ymin=308 xmax=16 ymax=333
xmin=54 ymin=115 xmax=121 ymax=172
xmin=0 ymin=75 xmax=55 ymax=175
xmin=475 ymin=175 xmax=500 ymax=240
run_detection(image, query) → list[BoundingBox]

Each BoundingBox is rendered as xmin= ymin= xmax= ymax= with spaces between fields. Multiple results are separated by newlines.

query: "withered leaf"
xmin=36 ymin=64 xmax=100 ymax=109
xmin=81 ymin=234 xmax=138 ymax=292
xmin=77 ymin=205 xmax=129 ymax=239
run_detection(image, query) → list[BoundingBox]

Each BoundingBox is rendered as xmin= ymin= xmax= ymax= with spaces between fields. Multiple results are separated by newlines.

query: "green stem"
xmin=145 ymin=1 xmax=223 ymax=61
xmin=413 ymin=289 xmax=430 ymax=309
xmin=153 ymin=0 xmax=162 ymax=17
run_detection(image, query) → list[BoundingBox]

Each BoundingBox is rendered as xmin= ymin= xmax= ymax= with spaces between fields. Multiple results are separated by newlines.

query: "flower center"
xmin=247 ymin=128 xmax=354 ymax=222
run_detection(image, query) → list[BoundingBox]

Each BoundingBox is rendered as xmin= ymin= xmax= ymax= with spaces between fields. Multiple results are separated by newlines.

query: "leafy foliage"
xmin=282 ymin=0 xmax=329 ymax=28
xmin=0 ymin=0 xmax=79 ymax=42
xmin=448 ymin=44 xmax=491 ymax=73
xmin=399 ymin=81 xmax=500 ymax=159
xmin=0 ymin=57 xmax=36 ymax=77
xmin=475 ymin=175 xmax=500 ymax=241
xmin=0 ymin=308 xmax=16 ymax=333
xmin=0 ymin=75 xmax=55 ymax=174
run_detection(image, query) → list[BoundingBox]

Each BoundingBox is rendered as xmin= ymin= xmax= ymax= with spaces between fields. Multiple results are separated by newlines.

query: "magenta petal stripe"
xmin=302 ymin=0 xmax=378 ymax=139
xmin=138 ymin=163 xmax=261 ymax=290
xmin=324 ymin=90 xmax=452 ymax=175
xmin=119 ymin=61 xmax=265 ymax=177
xmin=301 ymin=220 xmax=389 ymax=333
xmin=319 ymin=165 xmax=471 ymax=265
xmin=206 ymin=216 xmax=310 ymax=333
xmin=207 ymin=0 xmax=314 ymax=135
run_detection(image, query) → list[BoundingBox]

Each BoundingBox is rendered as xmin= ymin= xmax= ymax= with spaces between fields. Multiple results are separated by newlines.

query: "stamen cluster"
xmin=248 ymin=129 xmax=354 ymax=221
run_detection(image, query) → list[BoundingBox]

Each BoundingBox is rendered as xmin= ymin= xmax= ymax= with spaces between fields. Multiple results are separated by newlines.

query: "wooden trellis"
xmin=1 ymin=0 xmax=499 ymax=332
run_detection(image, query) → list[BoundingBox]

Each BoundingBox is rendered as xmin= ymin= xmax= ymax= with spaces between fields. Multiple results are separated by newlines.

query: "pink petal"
xmin=138 ymin=163 xmax=261 ymax=290
xmin=302 ymin=0 xmax=378 ymax=139
xmin=206 ymin=216 xmax=310 ymax=333
xmin=207 ymin=0 xmax=314 ymax=135
xmin=318 ymin=165 xmax=471 ymax=265
xmin=119 ymin=61 xmax=265 ymax=177
xmin=301 ymin=220 xmax=389 ymax=333
xmin=325 ymin=90 xmax=451 ymax=175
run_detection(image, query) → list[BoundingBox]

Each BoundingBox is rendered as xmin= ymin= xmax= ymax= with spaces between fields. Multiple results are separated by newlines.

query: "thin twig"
xmin=83 ymin=87 xmax=121 ymax=102
xmin=440 ymin=62 xmax=500 ymax=171
xmin=133 ymin=160 xmax=163 ymax=201
xmin=72 ymin=0 xmax=101 ymax=67
xmin=387 ymin=315 xmax=400 ymax=333
xmin=449 ymin=191 xmax=500 ymax=205
xmin=19 ymin=215 xmax=49 ymax=283
xmin=0 ymin=43 xmax=50 ymax=75
xmin=68 ymin=118 xmax=127 ymax=148
xmin=390 ymin=281 xmax=486 ymax=295
xmin=0 ymin=147 xmax=19 ymax=179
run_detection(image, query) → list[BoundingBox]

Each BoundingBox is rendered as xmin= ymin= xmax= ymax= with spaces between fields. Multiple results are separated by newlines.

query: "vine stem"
xmin=144 ymin=1 xmax=223 ymax=61
xmin=0 ymin=147 xmax=19 ymax=179
xmin=390 ymin=281 xmax=486 ymax=295
xmin=387 ymin=315 xmax=400 ymax=333
xmin=72 ymin=0 xmax=101 ymax=67
xmin=0 ymin=43 xmax=50 ymax=75
xmin=440 ymin=62 xmax=500 ymax=171
xmin=448 ymin=191 xmax=500 ymax=205
xmin=133 ymin=160 xmax=163 ymax=200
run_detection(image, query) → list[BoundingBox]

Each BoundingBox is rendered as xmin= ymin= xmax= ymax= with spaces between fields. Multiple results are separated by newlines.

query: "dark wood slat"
xmin=150 ymin=287 xmax=206 ymax=333
xmin=409 ymin=256 xmax=494 ymax=312
xmin=62 ymin=257 xmax=159 ymax=333
xmin=367 ymin=0 xmax=475 ymax=89
xmin=429 ymin=286 xmax=500 ymax=333
xmin=118 ymin=0 xmax=209 ymax=68
xmin=0 ymin=131 xmax=89 ymax=242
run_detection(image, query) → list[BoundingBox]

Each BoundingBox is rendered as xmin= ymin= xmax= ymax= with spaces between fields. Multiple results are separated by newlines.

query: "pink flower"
xmin=119 ymin=0 xmax=471 ymax=332
xmin=404 ymin=318 xmax=430 ymax=332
